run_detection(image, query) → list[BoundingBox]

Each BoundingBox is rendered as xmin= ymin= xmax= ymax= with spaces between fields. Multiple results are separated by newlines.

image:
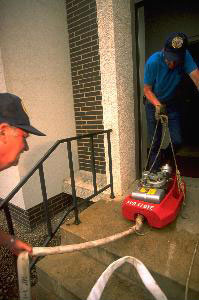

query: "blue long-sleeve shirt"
xmin=144 ymin=50 xmax=197 ymax=102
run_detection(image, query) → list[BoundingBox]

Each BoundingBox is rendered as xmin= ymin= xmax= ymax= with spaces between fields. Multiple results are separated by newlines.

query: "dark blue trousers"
xmin=145 ymin=101 xmax=182 ymax=172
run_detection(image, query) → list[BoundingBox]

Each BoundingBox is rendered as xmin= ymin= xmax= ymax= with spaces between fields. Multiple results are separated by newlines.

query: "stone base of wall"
xmin=63 ymin=170 xmax=110 ymax=203
xmin=7 ymin=193 xmax=73 ymax=230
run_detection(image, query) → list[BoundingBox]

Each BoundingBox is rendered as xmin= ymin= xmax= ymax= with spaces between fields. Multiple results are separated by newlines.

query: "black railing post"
xmin=90 ymin=136 xmax=97 ymax=194
xmin=67 ymin=141 xmax=80 ymax=225
xmin=3 ymin=204 xmax=15 ymax=235
xmin=39 ymin=164 xmax=52 ymax=237
xmin=107 ymin=131 xmax=115 ymax=199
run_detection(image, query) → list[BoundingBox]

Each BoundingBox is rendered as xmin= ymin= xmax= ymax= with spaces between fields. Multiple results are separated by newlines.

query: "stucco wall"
xmin=96 ymin=0 xmax=138 ymax=194
xmin=0 ymin=0 xmax=77 ymax=209
xmin=0 ymin=50 xmax=6 ymax=94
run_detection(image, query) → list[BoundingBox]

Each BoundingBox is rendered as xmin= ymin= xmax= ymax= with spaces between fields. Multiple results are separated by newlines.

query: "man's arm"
xmin=189 ymin=68 xmax=199 ymax=91
xmin=144 ymin=84 xmax=161 ymax=106
xmin=0 ymin=229 xmax=32 ymax=256
xmin=144 ymin=84 xmax=167 ymax=120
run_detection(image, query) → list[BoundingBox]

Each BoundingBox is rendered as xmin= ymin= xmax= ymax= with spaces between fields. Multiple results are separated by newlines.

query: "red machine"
xmin=122 ymin=166 xmax=186 ymax=228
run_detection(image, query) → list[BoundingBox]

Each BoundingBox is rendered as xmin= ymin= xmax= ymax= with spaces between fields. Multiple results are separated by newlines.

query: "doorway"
xmin=136 ymin=0 xmax=199 ymax=177
xmin=174 ymin=39 xmax=199 ymax=177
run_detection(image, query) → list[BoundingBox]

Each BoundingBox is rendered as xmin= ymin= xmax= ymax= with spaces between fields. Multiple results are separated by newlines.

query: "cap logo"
xmin=172 ymin=36 xmax=183 ymax=49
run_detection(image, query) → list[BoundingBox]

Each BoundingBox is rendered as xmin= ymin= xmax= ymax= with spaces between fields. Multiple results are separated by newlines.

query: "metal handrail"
xmin=0 ymin=129 xmax=115 ymax=267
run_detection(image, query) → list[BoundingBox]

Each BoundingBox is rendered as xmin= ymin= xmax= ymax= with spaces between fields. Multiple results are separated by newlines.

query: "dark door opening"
xmin=143 ymin=0 xmax=199 ymax=177
xmin=175 ymin=40 xmax=199 ymax=177
xmin=180 ymin=40 xmax=199 ymax=146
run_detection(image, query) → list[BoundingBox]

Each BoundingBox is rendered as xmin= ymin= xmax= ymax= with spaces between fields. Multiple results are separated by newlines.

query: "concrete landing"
xmin=36 ymin=177 xmax=199 ymax=300
xmin=60 ymin=197 xmax=199 ymax=299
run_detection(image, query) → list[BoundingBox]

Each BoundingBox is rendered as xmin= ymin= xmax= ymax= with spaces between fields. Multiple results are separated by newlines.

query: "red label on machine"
xmin=126 ymin=200 xmax=155 ymax=211
xmin=122 ymin=176 xmax=185 ymax=229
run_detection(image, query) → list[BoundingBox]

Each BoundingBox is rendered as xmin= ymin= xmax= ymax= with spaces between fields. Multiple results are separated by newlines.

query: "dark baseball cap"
xmin=164 ymin=32 xmax=188 ymax=62
xmin=0 ymin=93 xmax=45 ymax=136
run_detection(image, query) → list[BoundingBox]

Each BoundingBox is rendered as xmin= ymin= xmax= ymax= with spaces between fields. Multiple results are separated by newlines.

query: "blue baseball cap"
xmin=164 ymin=32 xmax=188 ymax=62
xmin=0 ymin=93 xmax=46 ymax=136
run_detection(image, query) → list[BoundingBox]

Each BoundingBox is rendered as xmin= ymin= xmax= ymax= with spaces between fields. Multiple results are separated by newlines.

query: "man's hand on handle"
xmin=155 ymin=104 xmax=167 ymax=120
xmin=9 ymin=238 xmax=32 ymax=256
xmin=0 ymin=230 xmax=32 ymax=256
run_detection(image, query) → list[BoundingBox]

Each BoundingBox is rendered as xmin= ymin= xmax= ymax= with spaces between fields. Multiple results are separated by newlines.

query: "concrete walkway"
xmin=35 ymin=176 xmax=199 ymax=300
xmin=177 ymin=177 xmax=199 ymax=234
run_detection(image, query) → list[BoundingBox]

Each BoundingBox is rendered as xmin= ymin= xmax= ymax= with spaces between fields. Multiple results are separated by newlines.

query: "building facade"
xmin=0 ymin=0 xmax=138 ymax=228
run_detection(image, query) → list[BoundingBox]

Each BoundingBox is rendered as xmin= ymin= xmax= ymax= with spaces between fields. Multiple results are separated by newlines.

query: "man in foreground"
xmin=0 ymin=92 xmax=45 ymax=255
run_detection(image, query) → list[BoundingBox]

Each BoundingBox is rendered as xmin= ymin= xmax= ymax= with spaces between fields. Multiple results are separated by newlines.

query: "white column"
xmin=96 ymin=0 xmax=138 ymax=195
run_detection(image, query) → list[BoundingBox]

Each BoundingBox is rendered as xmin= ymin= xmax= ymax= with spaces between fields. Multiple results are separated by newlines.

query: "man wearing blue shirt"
xmin=144 ymin=32 xmax=199 ymax=172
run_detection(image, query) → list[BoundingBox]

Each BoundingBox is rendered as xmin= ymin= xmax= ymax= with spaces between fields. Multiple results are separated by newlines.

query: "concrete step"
xmin=35 ymin=251 xmax=153 ymax=300
xmin=63 ymin=170 xmax=110 ymax=202
xmin=34 ymin=284 xmax=62 ymax=300
xmin=60 ymin=198 xmax=199 ymax=300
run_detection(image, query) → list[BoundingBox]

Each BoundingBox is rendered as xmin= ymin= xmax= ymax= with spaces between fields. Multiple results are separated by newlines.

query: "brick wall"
xmin=1 ymin=193 xmax=72 ymax=230
xmin=65 ymin=0 xmax=106 ymax=174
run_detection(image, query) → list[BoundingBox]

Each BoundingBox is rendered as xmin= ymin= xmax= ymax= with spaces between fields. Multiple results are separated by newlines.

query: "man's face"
xmin=165 ymin=59 xmax=179 ymax=70
xmin=0 ymin=124 xmax=29 ymax=171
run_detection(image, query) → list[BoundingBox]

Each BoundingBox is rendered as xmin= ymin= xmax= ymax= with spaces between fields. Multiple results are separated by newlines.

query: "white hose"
xmin=32 ymin=216 xmax=143 ymax=256
xmin=18 ymin=215 xmax=165 ymax=300
xmin=87 ymin=256 xmax=168 ymax=300
xmin=17 ymin=251 xmax=31 ymax=300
